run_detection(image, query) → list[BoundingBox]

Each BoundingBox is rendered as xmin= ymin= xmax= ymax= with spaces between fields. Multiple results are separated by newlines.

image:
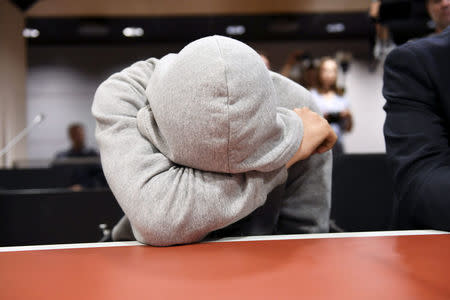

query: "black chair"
xmin=0 ymin=188 xmax=123 ymax=246
xmin=0 ymin=168 xmax=72 ymax=190
xmin=330 ymin=154 xmax=395 ymax=232
xmin=0 ymin=162 xmax=107 ymax=191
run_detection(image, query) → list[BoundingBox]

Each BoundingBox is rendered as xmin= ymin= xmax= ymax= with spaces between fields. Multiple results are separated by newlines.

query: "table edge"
xmin=0 ymin=230 xmax=447 ymax=252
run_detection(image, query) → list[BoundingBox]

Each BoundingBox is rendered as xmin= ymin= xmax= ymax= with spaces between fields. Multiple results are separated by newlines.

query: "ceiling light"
xmin=22 ymin=28 xmax=40 ymax=38
xmin=122 ymin=27 xmax=144 ymax=37
xmin=226 ymin=25 xmax=246 ymax=36
xmin=326 ymin=23 xmax=345 ymax=33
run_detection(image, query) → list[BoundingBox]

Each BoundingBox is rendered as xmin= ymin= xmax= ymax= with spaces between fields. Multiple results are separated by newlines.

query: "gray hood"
xmin=136 ymin=35 xmax=303 ymax=173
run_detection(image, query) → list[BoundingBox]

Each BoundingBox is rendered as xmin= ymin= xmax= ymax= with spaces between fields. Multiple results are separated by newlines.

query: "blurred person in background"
xmin=369 ymin=0 xmax=396 ymax=60
xmin=55 ymin=123 xmax=98 ymax=159
xmin=310 ymin=57 xmax=352 ymax=156
xmin=281 ymin=50 xmax=317 ymax=89
xmin=55 ymin=123 xmax=102 ymax=191
xmin=426 ymin=0 xmax=450 ymax=33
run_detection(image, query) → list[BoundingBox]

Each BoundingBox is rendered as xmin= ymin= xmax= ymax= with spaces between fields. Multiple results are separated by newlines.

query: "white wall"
xmin=27 ymin=44 xmax=185 ymax=160
xmin=27 ymin=65 xmax=100 ymax=159
xmin=26 ymin=41 xmax=386 ymax=160
xmin=342 ymin=59 xmax=386 ymax=153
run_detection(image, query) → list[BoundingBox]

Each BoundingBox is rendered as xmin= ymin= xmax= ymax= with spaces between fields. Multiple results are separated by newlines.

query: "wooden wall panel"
xmin=27 ymin=0 xmax=369 ymax=17
xmin=0 ymin=1 xmax=27 ymax=167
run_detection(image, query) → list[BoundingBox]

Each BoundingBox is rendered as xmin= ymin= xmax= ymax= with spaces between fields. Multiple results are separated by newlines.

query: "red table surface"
xmin=1 ymin=235 xmax=449 ymax=300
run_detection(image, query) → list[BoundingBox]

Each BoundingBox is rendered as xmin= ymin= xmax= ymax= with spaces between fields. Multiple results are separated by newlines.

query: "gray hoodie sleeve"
xmin=92 ymin=59 xmax=291 ymax=246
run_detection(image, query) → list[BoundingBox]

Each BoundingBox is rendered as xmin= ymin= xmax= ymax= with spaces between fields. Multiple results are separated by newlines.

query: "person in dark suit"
xmin=55 ymin=123 xmax=98 ymax=159
xmin=383 ymin=26 xmax=450 ymax=230
xmin=54 ymin=123 xmax=104 ymax=190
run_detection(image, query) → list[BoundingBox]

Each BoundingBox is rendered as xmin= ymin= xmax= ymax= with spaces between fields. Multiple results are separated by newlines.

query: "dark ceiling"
xmin=25 ymin=13 xmax=371 ymax=45
xmin=22 ymin=0 xmax=434 ymax=46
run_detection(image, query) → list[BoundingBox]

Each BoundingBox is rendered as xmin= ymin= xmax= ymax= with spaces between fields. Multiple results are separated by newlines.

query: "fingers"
xmin=315 ymin=129 xmax=337 ymax=154
xmin=293 ymin=106 xmax=337 ymax=155
xmin=294 ymin=107 xmax=310 ymax=113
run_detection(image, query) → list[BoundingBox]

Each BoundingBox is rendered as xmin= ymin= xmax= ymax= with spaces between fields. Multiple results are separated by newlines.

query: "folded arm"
xmin=92 ymin=59 xmax=289 ymax=246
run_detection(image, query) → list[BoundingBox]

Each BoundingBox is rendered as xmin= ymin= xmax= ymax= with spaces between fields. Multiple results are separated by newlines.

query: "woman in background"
xmin=311 ymin=57 xmax=352 ymax=155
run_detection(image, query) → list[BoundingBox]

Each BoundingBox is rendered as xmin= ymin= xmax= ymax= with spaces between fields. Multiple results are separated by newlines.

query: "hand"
xmin=340 ymin=110 xmax=351 ymax=118
xmin=340 ymin=109 xmax=353 ymax=131
xmin=286 ymin=107 xmax=337 ymax=168
xmin=69 ymin=184 xmax=83 ymax=192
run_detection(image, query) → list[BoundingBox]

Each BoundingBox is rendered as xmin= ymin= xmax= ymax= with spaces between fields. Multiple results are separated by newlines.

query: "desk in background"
xmin=0 ymin=154 xmax=397 ymax=247
xmin=0 ymin=160 xmax=107 ymax=190
xmin=1 ymin=231 xmax=449 ymax=300
xmin=0 ymin=188 xmax=123 ymax=246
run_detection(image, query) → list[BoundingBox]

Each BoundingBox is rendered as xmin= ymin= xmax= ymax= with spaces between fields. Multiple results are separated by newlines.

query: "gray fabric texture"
xmin=92 ymin=35 xmax=331 ymax=246
xmin=137 ymin=36 xmax=302 ymax=173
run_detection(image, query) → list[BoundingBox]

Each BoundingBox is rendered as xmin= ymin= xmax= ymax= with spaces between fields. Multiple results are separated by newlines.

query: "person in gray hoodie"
xmin=92 ymin=36 xmax=336 ymax=246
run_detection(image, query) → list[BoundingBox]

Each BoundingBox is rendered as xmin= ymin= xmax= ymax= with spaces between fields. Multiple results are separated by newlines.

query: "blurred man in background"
xmin=427 ymin=0 xmax=450 ymax=33
xmin=56 ymin=123 xmax=98 ymax=159
xmin=55 ymin=123 xmax=103 ymax=190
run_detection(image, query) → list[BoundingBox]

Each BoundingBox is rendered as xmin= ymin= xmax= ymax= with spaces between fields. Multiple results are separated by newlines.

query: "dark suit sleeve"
xmin=383 ymin=45 xmax=450 ymax=230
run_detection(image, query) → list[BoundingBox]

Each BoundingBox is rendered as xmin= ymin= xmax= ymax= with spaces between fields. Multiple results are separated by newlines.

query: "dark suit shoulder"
xmin=384 ymin=27 xmax=449 ymax=108
xmin=391 ymin=27 xmax=450 ymax=61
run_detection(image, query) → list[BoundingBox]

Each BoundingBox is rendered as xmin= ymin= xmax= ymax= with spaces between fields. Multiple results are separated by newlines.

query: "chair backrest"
xmin=0 ymin=168 xmax=72 ymax=189
xmin=0 ymin=189 xmax=123 ymax=246
xmin=330 ymin=154 xmax=395 ymax=232
xmin=0 ymin=164 xmax=107 ymax=190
